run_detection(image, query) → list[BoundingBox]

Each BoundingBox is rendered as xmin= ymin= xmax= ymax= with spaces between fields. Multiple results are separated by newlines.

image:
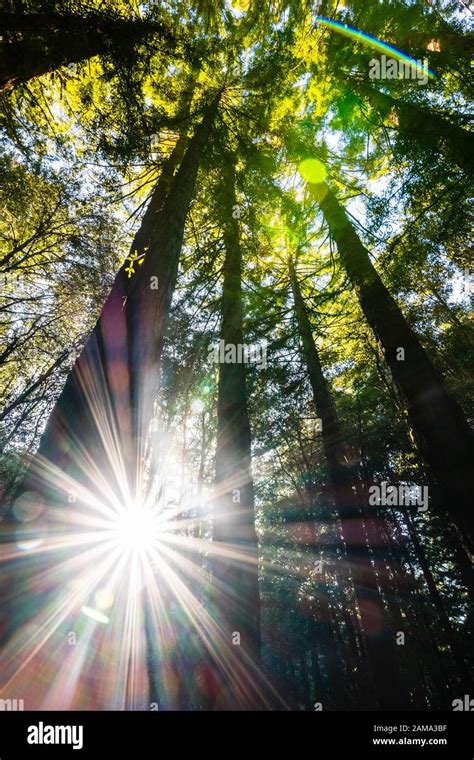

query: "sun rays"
xmin=0 ymin=375 xmax=278 ymax=709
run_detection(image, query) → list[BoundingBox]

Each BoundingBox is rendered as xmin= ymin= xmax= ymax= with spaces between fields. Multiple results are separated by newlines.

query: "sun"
xmin=111 ymin=503 xmax=161 ymax=556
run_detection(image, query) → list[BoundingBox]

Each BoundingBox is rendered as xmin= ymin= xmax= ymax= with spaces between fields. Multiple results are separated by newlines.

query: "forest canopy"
xmin=0 ymin=0 xmax=473 ymax=712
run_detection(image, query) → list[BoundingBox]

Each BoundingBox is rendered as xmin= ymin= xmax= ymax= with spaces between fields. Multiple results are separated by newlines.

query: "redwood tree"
xmin=308 ymin=180 xmax=474 ymax=594
xmin=0 ymin=9 xmax=175 ymax=90
xmin=1 ymin=90 xmax=222 ymax=654
xmin=212 ymin=153 xmax=263 ymax=709
xmin=290 ymin=258 xmax=409 ymax=709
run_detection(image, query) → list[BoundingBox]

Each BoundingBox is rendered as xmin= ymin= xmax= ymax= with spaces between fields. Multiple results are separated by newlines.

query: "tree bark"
xmin=212 ymin=153 xmax=263 ymax=708
xmin=357 ymin=83 xmax=474 ymax=173
xmin=30 ymin=90 xmax=218 ymax=494
xmin=0 ymin=91 xmax=221 ymax=679
xmin=290 ymin=259 xmax=415 ymax=709
xmin=0 ymin=11 xmax=170 ymax=90
xmin=308 ymin=182 xmax=474 ymax=594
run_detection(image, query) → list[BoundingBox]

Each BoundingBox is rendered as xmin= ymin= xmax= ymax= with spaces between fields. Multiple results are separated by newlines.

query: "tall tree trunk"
xmin=0 ymin=11 xmax=170 ymax=90
xmin=356 ymin=82 xmax=474 ymax=173
xmin=212 ymin=153 xmax=263 ymax=709
xmin=289 ymin=259 xmax=411 ymax=709
xmin=308 ymin=181 xmax=474 ymax=593
xmin=34 ymin=90 xmax=218 ymax=495
xmin=0 ymin=90 xmax=221 ymax=683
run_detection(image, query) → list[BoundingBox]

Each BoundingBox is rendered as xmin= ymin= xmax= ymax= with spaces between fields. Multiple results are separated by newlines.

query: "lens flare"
xmin=298 ymin=158 xmax=327 ymax=184
xmin=315 ymin=17 xmax=436 ymax=79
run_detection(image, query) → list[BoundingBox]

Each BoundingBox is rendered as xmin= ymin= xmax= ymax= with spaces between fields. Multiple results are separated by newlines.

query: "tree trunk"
xmin=308 ymin=182 xmax=474 ymax=591
xmin=357 ymin=83 xmax=474 ymax=173
xmin=212 ymin=153 xmax=263 ymax=708
xmin=0 ymin=90 xmax=221 ymax=684
xmin=290 ymin=259 xmax=411 ymax=709
xmin=32 ymin=90 xmax=218 ymax=492
xmin=0 ymin=11 xmax=169 ymax=90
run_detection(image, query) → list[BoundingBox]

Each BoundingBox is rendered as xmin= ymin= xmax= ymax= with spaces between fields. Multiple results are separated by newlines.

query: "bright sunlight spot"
xmin=112 ymin=504 xmax=160 ymax=556
xmin=298 ymin=158 xmax=327 ymax=184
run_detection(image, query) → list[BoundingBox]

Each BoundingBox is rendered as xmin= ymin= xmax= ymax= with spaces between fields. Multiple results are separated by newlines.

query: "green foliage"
xmin=1 ymin=0 xmax=472 ymax=708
